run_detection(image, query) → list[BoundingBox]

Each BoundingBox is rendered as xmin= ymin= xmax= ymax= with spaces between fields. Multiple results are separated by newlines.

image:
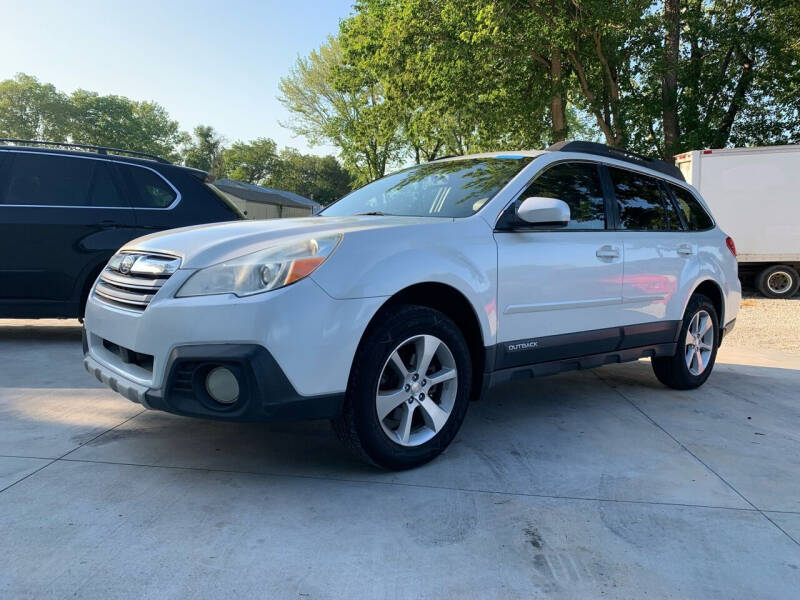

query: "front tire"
xmin=332 ymin=304 xmax=472 ymax=470
xmin=652 ymin=294 xmax=719 ymax=390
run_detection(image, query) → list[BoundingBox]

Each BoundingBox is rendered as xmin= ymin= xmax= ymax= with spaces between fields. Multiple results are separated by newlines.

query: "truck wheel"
xmin=756 ymin=265 xmax=800 ymax=298
xmin=332 ymin=304 xmax=472 ymax=470
xmin=652 ymin=294 xmax=719 ymax=390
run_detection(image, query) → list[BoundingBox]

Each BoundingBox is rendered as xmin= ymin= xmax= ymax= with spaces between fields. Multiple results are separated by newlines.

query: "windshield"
xmin=321 ymin=157 xmax=533 ymax=218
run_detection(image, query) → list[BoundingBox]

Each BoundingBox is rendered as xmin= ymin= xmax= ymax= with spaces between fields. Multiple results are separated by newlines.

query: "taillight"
xmin=725 ymin=237 xmax=737 ymax=257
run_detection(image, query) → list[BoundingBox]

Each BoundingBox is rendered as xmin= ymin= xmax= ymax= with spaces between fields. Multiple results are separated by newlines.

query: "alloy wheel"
xmin=375 ymin=334 xmax=458 ymax=447
xmin=685 ymin=310 xmax=714 ymax=376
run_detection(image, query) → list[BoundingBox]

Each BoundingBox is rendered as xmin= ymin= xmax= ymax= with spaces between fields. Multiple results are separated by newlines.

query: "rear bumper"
xmin=83 ymin=338 xmax=344 ymax=422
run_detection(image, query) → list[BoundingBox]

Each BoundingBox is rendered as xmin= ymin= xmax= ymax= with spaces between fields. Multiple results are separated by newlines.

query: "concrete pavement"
xmin=0 ymin=319 xmax=798 ymax=599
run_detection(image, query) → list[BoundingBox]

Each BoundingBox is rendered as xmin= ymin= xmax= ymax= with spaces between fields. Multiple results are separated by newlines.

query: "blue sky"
xmin=0 ymin=0 xmax=353 ymax=155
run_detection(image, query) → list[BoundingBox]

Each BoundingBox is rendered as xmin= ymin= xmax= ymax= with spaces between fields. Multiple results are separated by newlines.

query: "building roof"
xmin=214 ymin=178 xmax=321 ymax=210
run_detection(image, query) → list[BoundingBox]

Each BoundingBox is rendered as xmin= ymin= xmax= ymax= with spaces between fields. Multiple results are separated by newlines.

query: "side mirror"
xmin=517 ymin=196 xmax=570 ymax=227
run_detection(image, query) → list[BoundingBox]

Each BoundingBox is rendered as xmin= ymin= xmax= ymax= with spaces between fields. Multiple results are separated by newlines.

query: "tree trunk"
xmin=550 ymin=49 xmax=567 ymax=142
xmin=714 ymin=52 xmax=754 ymax=147
xmin=662 ymin=0 xmax=681 ymax=158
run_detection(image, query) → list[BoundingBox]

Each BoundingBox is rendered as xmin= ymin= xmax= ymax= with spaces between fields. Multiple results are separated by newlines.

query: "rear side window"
xmin=1 ymin=153 xmax=94 ymax=206
xmin=124 ymin=165 xmax=177 ymax=208
xmin=521 ymin=161 xmax=606 ymax=229
xmin=87 ymin=162 xmax=127 ymax=207
xmin=609 ymin=167 xmax=673 ymax=231
xmin=670 ymin=184 xmax=714 ymax=230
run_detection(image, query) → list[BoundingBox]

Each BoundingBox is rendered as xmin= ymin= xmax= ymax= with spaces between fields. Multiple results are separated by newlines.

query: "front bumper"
xmin=83 ymin=338 xmax=344 ymax=422
xmin=82 ymin=274 xmax=385 ymax=422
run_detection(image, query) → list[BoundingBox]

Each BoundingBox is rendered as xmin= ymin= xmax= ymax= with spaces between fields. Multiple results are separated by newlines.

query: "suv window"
xmin=124 ymin=165 xmax=177 ymax=208
xmin=0 ymin=153 xmax=128 ymax=208
xmin=521 ymin=162 xmax=606 ymax=229
xmin=609 ymin=167 xmax=676 ymax=231
xmin=2 ymin=153 xmax=94 ymax=207
xmin=670 ymin=184 xmax=713 ymax=230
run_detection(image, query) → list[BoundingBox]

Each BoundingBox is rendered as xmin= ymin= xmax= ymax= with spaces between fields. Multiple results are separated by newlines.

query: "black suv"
xmin=0 ymin=140 xmax=244 ymax=319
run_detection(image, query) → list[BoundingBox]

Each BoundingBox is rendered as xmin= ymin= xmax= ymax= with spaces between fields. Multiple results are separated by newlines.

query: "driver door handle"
xmin=596 ymin=245 xmax=620 ymax=259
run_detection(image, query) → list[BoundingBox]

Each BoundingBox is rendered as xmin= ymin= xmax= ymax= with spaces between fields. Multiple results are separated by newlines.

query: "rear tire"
xmin=756 ymin=265 xmax=799 ymax=299
xmin=652 ymin=294 xmax=719 ymax=390
xmin=332 ymin=304 xmax=472 ymax=470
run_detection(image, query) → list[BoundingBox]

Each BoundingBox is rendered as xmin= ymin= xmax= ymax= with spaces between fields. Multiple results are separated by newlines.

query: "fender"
xmin=311 ymin=216 xmax=498 ymax=346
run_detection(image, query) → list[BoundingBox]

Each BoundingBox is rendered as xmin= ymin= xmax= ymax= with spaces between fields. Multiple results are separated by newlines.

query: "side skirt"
xmin=487 ymin=342 xmax=677 ymax=388
xmin=482 ymin=320 xmax=681 ymax=391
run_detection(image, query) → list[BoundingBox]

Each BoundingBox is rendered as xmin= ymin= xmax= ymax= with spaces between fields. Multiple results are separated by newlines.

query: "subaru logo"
xmin=119 ymin=255 xmax=136 ymax=275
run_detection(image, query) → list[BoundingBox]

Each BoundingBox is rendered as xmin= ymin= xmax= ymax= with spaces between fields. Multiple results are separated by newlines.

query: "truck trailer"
xmin=676 ymin=145 xmax=800 ymax=298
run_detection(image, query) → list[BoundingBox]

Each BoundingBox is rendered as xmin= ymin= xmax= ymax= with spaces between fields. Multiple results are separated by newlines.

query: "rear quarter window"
xmin=123 ymin=165 xmax=177 ymax=208
xmin=670 ymin=184 xmax=714 ymax=230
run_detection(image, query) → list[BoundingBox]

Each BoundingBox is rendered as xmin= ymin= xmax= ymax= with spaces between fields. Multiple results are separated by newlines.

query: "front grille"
xmin=93 ymin=251 xmax=180 ymax=312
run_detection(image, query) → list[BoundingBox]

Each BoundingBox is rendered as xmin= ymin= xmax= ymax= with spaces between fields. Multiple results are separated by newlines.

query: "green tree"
xmin=182 ymin=125 xmax=225 ymax=175
xmin=278 ymin=36 xmax=403 ymax=184
xmin=68 ymin=90 xmax=185 ymax=160
xmin=223 ymin=137 xmax=278 ymax=184
xmin=266 ymin=148 xmax=352 ymax=205
xmin=0 ymin=73 xmax=71 ymax=141
xmin=677 ymin=0 xmax=800 ymax=151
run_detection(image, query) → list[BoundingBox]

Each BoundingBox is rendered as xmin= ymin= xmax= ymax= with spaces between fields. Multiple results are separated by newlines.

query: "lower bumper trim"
xmin=84 ymin=343 xmax=344 ymax=423
xmin=83 ymin=356 xmax=152 ymax=407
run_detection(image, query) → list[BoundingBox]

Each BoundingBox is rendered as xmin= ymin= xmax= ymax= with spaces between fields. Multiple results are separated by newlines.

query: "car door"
xmin=0 ymin=151 xmax=136 ymax=315
xmin=494 ymin=160 xmax=624 ymax=369
xmin=605 ymin=165 xmax=693 ymax=329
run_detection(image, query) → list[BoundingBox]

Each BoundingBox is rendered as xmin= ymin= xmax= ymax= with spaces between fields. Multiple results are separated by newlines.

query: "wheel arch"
xmin=689 ymin=279 xmax=725 ymax=329
xmin=354 ymin=282 xmax=488 ymax=402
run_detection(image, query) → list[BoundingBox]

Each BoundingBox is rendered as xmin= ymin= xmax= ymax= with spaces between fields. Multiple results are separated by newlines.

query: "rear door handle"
xmin=677 ymin=243 xmax=693 ymax=256
xmin=596 ymin=245 xmax=620 ymax=259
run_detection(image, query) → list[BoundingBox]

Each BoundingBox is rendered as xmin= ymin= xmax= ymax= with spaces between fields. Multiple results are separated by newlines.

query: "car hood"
xmin=122 ymin=215 xmax=446 ymax=269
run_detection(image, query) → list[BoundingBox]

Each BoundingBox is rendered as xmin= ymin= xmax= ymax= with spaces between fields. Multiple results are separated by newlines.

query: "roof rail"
xmin=0 ymin=138 xmax=171 ymax=164
xmin=546 ymin=140 xmax=684 ymax=181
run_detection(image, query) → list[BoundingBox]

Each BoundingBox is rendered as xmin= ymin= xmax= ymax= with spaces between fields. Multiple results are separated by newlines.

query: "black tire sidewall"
xmin=756 ymin=265 xmax=800 ymax=299
xmin=347 ymin=305 xmax=472 ymax=470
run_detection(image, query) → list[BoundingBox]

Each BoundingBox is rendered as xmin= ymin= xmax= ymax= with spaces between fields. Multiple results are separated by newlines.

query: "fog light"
xmin=205 ymin=367 xmax=240 ymax=405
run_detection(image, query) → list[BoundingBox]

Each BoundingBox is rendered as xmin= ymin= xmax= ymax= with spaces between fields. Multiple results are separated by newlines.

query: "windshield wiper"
xmin=355 ymin=211 xmax=393 ymax=216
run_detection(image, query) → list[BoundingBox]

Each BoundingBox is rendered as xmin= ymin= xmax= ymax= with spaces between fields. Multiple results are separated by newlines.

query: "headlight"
xmin=176 ymin=233 xmax=342 ymax=298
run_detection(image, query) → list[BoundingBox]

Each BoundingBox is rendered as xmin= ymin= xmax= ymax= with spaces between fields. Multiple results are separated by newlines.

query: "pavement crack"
xmin=0 ymin=408 xmax=145 ymax=496
xmin=594 ymin=370 xmax=800 ymax=547
xmin=52 ymin=455 xmax=770 ymax=515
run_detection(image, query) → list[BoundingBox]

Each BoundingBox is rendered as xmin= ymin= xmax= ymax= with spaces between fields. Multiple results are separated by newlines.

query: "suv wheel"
xmin=756 ymin=265 xmax=800 ymax=299
xmin=332 ymin=305 xmax=472 ymax=470
xmin=652 ymin=294 xmax=719 ymax=390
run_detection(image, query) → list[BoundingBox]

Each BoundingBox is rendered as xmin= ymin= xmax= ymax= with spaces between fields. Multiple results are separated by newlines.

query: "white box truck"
xmin=676 ymin=145 xmax=800 ymax=298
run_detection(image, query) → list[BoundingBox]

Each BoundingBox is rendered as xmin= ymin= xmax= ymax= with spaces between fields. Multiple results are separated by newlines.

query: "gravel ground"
xmin=725 ymin=291 xmax=800 ymax=354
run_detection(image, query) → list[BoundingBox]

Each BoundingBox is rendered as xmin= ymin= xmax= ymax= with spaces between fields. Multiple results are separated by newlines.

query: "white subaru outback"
xmin=83 ymin=141 xmax=740 ymax=469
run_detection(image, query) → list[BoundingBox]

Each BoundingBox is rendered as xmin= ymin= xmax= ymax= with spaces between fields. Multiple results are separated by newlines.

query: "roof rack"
xmin=0 ymin=138 xmax=171 ymax=164
xmin=546 ymin=140 xmax=684 ymax=181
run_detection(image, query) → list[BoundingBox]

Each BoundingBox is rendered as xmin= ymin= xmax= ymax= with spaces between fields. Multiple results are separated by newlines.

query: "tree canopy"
xmin=0 ymin=73 xmax=353 ymax=203
xmin=279 ymin=0 xmax=800 ymax=176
